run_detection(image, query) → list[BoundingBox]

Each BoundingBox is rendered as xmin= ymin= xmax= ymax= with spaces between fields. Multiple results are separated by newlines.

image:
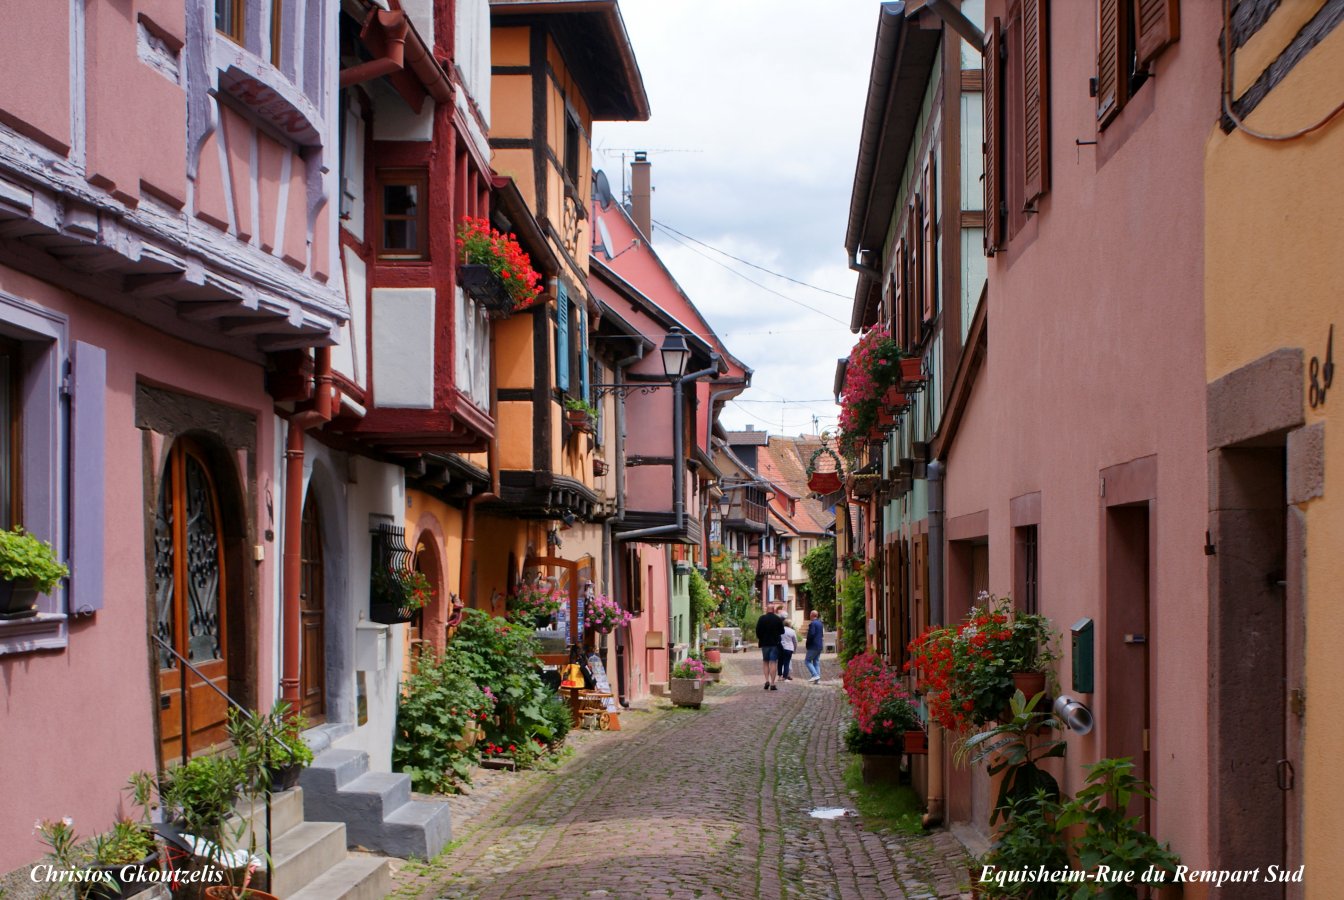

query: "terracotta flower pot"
xmin=902 ymin=730 xmax=928 ymax=754
xmin=899 ymin=356 xmax=926 ymax=383
xmin=1010 ymin=671 xmax=1047 ymax=700
xmin=705 ymin=648 xmax=721 ymax=664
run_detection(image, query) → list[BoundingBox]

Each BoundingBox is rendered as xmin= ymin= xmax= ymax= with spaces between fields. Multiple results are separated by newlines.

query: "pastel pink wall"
xmin=625 ymin=544 xmax=669 ymax=697
xmin=0 ymin=266 xmax=276 ymax=874
xmin=941 ymin=0 xmax=1221 ymax=864
xmin=0 ymin=1 xmax=71 ymax=153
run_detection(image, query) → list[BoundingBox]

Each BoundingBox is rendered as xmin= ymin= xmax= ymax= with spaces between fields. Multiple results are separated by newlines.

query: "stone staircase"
xmin=233 ymin=786 xmax=392 ymax=899
xmin=301 ymin=748 xmax=453 ymax=859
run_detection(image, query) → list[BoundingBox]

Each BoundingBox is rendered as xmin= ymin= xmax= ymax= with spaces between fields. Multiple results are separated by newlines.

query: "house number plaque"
xmin=1309 ymin=324 xmax=1333 ymax=409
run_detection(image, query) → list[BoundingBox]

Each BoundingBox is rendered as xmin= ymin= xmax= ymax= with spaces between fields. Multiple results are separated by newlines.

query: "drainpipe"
xmin=338 ymin=11 xmax=408 ymax=88
xmin=848 ymin=248 xmax=882 ymax=281
xmin=923 ymin=459 xmax=946 ymax=828
xmin=281 ymin=348 xmax=335 ymax=711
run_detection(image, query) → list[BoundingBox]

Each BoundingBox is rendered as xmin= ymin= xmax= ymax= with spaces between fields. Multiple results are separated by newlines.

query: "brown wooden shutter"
xmin=1096 ymin=0 xmax=1124 ymax=127
xmin=1136 ymin=0 xmax=1179 ymax=67
xmin=983 ymin=17 xmax=1003 ymax=255
xmin=1022 ymin=0 xmax=1050 ymax=204
xmin=908 ymin=202 xmax=921 ymax=346
xmin=922 ymin=163 xmax=937 ymax=323
xmin=893 ymin=238 xmax=906 ymax=346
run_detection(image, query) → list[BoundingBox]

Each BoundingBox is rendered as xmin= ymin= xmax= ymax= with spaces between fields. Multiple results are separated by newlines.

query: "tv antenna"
xmin=595 ymin=145 xmax=703 ymax=202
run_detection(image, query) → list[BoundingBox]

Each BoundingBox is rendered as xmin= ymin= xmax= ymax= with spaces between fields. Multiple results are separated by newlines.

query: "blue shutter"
xmin=556 ymin=282 xmax=570 ymax=391
xmin=69 ymin=341 xmax=106 ymax=614
xmin=580 ymin=304 xmax=590 ymax=402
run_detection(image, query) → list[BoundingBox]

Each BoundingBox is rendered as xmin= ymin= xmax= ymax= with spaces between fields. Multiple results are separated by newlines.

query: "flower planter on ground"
xmin=704 ymin=648 xmax=722 ymax=665
xmin=859 ymin=752 xmax=904 ymax=785
xmin=669 ymin=677 xmax=705 ymax=708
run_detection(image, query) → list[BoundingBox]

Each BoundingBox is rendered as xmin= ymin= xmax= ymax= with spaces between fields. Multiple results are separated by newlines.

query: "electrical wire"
xmin=652 ymin=219 xmax=853 ymax=299
xmin=652 ymin=227 xmax=852 ymax=326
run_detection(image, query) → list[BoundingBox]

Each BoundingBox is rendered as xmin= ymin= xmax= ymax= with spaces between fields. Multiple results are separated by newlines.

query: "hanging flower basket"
xmin=806 ymin=444 xmax=845 ymax=494
xmin=882 ymin=386 xmax=910 ymax=411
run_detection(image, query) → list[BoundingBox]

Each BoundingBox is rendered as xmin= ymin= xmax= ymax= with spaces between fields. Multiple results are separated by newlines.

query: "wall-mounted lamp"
xmin=1054 ymin=695 xmax=1095 ymax=735
xmin=660 ymin=327 xmax=690 ymax=381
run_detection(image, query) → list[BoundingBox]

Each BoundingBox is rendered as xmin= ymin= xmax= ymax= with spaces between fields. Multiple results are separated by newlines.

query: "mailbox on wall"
xmin=1072 ymin=618 xmax=1095 ymax=693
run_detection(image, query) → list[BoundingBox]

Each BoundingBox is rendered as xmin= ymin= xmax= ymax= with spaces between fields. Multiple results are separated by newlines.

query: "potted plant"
xmin=842 ymin=651 xmax=922 ymax=782
xmin=86 ymin=818 xmax=160 ymax=900
xmin=0 ymin=526 xmax=69 ymax=619
xmin=703 ymin=659 xmax=724 ymax=682
xmin=229 ymin=701 xmax=314 ymax=793
xmin=455 ymin=216 xmax=543 ymax=317
xmin=370 ymin=566 xmax=434 ymax=624
xmin=593 ymin=457 xmax=609 ymax=477
xmin=563 ymin=397 xmax=598 ymax=433
xmin=899 ymin=355 xmax=926 ymax=385
xmin=507 ymin=584 xmax=566 ymax=628
xmin=583 ymin=592 xmax=632 ymax=634
xmin=956 ymin=690 xmax=1066 ymax=826
xmin=669 ymin=657 xmax=706 ymax=708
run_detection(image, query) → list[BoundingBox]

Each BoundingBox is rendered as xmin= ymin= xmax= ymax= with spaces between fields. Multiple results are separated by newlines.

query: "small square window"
xmin=216 ymin=0 xmax=244 ymax=43
xmin=377 ymin=171 xmax=428 ymax=260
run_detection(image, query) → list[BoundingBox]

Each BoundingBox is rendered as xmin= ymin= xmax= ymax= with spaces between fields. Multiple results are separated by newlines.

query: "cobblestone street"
xmin=391 ymin=655 xmax=973 ymax=900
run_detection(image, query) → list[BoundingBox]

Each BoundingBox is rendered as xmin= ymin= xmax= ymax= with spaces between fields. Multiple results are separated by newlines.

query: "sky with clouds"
xmin=592 ymin=0 xmax=883 ymax=437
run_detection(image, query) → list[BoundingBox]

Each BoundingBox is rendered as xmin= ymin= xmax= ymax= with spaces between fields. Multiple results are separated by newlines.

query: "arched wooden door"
xmin=300 ymin=489 xmax=326 ymax=723
xmin=155 ymin=440 xmax=232 ymax=763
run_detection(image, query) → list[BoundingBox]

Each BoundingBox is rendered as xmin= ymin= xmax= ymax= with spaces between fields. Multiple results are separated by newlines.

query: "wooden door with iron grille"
xmin=300 ymin=490 xmax=326 ymax=723
xmin=155 ymin=440 xmax=231 ymax=764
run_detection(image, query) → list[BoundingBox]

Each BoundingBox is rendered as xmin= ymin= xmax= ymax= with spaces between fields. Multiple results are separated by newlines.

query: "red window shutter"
xmin=1136 ymin=0 xmax=1179 ymax=67
xmin=922 ymin=163 xmax=937 ymax=323
xmin=1096 ymin=0 xmax=1124 ymax=127
xmin=1022 ymin=0 xmax=1050 ymax=203
xmin=983 ymin=17 xmax=1003 ymax=256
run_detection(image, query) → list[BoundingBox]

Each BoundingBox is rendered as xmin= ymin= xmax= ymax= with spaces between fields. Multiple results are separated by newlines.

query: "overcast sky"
xmin=593 ymin=0 xmax=883 ymax=437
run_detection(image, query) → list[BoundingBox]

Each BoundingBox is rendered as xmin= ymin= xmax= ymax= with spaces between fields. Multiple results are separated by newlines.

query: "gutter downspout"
xmin=339 ymin=11 xmax=408 ymax=88
xmin=281 ymin=348 xmax=335 ymax=711
xmin=923 ymin=459 xmax=946 ymax=828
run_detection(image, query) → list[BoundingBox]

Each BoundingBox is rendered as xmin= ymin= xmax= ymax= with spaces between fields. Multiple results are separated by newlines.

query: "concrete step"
xmin=380 ymin=796 xmax=452 ymax=859
xmin=301 ymin=748 xmax=454 ymax=858
xmin=287 ymin=856 xmax=393 ymax=900
xmin=231 ymin=786 xmax=305 ymax=847
xmin=270 ymin=819 xmax=348 ymax=899
xmin=301 ymin=748 xmax=371 ymax=793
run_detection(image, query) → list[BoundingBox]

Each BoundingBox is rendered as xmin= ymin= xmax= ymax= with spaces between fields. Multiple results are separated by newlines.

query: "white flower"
xmin=62 ymin=817 xmax=73 ymax=827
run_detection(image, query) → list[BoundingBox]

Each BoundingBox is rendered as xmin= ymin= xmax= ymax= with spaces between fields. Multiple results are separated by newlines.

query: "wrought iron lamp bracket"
xmin=590 ymin=383 xmax=666 ymax=400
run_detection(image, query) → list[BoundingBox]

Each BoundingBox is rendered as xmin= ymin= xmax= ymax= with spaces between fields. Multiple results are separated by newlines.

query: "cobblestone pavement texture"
xmin=391 ymin=654 xmax=974 ymax=900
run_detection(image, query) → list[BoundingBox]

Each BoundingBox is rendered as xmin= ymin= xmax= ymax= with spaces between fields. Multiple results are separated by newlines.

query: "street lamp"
xmin=660 ymin=327 xmax=690 ymax=381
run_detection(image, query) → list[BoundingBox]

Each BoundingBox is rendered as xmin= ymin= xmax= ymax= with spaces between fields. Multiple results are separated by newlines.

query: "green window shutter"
xmin=556 ymin=282 xmax=570 ymax=391
xmin=580 ymin=304 xmax=590 ymax=402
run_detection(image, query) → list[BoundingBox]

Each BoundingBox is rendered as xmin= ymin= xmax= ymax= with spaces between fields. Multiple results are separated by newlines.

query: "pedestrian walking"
xmin=755 ymin=604 xmax=785 ymax=690
xmin=804 ymin=610 xmax=824 ymax=683
xmin=778 ymin=618 xmax=798 ymax=680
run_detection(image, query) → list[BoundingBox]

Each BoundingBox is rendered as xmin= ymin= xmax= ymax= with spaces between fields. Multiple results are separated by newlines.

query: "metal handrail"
xmin=150 ymin=633 xmax=308 ymax=889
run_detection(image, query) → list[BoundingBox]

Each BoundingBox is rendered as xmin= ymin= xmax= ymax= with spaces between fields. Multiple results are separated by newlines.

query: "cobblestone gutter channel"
xmin=391 ymin=656 xmax=974 ymax=899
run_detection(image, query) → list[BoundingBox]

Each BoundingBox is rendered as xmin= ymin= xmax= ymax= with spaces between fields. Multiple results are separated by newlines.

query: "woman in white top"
xmin=778 ymin=619 xmax=798 ymax=681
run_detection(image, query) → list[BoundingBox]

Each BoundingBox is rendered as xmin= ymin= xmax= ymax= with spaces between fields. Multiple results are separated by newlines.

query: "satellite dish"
xmin=597 ymin=217 xmax=615 ymax=260
xmin=594 ymin=170 xmax=614 ymax=210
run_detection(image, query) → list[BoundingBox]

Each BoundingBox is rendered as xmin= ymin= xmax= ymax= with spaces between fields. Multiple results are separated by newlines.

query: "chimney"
xmin=630 ymin=151 xmax=652 ymax=241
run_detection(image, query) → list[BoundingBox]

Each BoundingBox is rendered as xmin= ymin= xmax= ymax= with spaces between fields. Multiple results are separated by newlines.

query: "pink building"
xmin=943 ymin=0 xmax=1218 ymax=858
xmin=0 ymin=0 xmax=342 ymax=876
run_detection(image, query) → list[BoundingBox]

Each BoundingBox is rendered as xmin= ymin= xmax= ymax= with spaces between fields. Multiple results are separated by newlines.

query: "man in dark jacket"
xmin=755 ymin=604 xmax=785 ymax=690
xmin=804 ymin=610 xmax=824 ymax=683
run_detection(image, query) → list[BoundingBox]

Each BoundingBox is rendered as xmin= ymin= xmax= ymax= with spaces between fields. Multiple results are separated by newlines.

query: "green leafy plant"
xmin=704 ymin=660 xmax=723 ymax=674
xmin=563 ymin=396 xmax=598 ymax=418
xmin=228 ymin=701 xmax=314 ymax=794
xmin=687 ymin=568 xmax=716 ymax=639
xmin=708 ymin=546 xmax=759 ymax=635
xmin=0 ymin=527 xmax=68 ymax=592
xmin=839 ymin=571 xmax=866 ymax=664
xmin=158 ymin=754 xmax=246 ymax=840
xmin=977 ymin=790 xmax=1073 ymax=898
xmin=957 ymin=690 xmax=1066 ymax=825
xmin=1055 ymin=758 xmax=1181 ymax=897
xmin=90 ymin=818 xmax=156 ymax=866
xmin=394 ymin=646 xmax=493 ymax=793
xmin=800 ymin=540 xmax=837 ymax=627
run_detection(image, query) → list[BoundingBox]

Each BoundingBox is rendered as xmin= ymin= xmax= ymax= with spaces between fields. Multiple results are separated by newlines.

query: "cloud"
xmin=594 ymin=0 xmax=880 ymax=433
